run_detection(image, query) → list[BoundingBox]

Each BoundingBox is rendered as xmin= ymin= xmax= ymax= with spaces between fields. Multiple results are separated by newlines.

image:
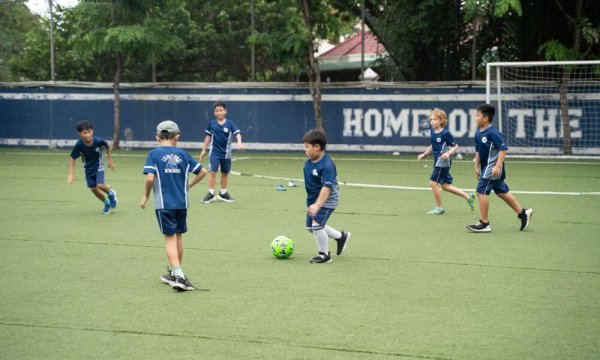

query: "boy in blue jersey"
xmin=467 ymin=104 xmax=533 ymax=232
xmin=418 ymin=108 xmax=475 ymax=215
xmin=67 ymin=120 xmax=118 ymax=214
xmin=141 ymin=120 xmax=208 ymax=291
xmin=199 ymin=101 xmax=244 ymax=203
xmin=303 ymin=128 xmax=350 ymax=264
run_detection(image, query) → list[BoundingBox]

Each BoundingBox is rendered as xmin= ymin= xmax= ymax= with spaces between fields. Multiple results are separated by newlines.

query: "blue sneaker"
xmin=101 ymin=202 xmax=111 ymax=215
xmin=108 ymin=189 xmax=118 ymax=209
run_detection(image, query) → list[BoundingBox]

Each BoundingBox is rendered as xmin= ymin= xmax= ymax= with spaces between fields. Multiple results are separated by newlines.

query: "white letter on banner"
xmin=534 ymin=109 xmax=558 ymax=139
xmin=383 ymin=109 xmax=410 ymax=137
xmin=411 ymin=109 xmax=430 ymax=137
xmin=448 ymin=109 xmax=468 ymax=138
xmin=508 ymin=109 xmax=533 ymax=139
xmin=560 ymin=108 xmax=582 ymax=139
xmin=469 ymin=109 xmax=478 ymax=137
xmin=363 ymin=109 xmax=382 ymax=137
xmin=343 ymin=108 xmax=363 ymax=137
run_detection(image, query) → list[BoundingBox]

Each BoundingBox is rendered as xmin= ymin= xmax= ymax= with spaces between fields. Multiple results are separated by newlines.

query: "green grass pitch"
xmin=1 ymin=147 xmax=599 ymax=359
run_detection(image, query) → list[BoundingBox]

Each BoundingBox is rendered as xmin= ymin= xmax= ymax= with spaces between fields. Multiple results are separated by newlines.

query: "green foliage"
xmin=538 ymin=40 xmax=581 ymax=61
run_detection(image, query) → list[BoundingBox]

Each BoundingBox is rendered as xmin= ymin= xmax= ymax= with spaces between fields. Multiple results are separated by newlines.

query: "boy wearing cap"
xmin=140 ymin=120 xmax=208 ymax=291
xmin=67 ymin=120 xmax=118 ymax=214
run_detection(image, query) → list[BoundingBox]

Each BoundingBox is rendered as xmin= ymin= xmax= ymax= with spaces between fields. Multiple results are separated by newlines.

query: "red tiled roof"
xmin=319 ymin=31 xmax=387 ymax=58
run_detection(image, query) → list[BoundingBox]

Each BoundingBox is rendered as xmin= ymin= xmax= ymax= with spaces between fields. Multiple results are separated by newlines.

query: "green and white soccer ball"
xmin=271 ymin=235 xmax=294 ymax=259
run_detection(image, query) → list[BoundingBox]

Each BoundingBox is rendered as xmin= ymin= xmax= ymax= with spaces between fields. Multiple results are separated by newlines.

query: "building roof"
xmin=318 ymin=31 xmax=388 ymax=71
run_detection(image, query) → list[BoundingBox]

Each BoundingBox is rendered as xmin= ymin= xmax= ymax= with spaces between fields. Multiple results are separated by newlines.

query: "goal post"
xmin=486 ymin=61 xmax=600 ymax=156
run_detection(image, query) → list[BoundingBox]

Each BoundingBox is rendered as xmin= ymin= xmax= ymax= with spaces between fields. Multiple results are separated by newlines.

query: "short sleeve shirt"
xmin=70 ymin=137 xmax=109 ymax=175
xmin=143 ymin=146 xmax=203 ymax=209
xmin=474 ymin=125 xmax=508 ymax=180
xmin=205 ymin=119 xmax=241 ymax=159
xmin=303 ymin=153 xmax=339 ymax=209
xmin=430 ymin=128 xmax=456 ymax=168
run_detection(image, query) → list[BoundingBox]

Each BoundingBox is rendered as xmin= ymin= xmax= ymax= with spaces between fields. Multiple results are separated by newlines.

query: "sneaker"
xmin=466 ymin=220 xmax=491 ymax=233
xmin=184 ymin=277 xmax=196 ymax=291
xmin=467 ymin=193 xmax=475 ymax=211
xmin=160 ymin=271 xmax=176 ymax=286
xmin=101 ymin=202 xmax=111 ymax=215
xmin=202 ymin=192 xmax=216 ymax=204
xmin=217 ymin=192 xmax=235 ymax=203
xmin=108 ymin=189 xmax=118 ymax=209
xmin=335 ymin=231 xmax=351 ymax=255
xmin=518 ymin=208 xmax=533 ymax=231
xmin=427 ymin=207 xmax=446 ymax=215
xmin=172 ymin=276 xmax=189 ymax=291
xmin=309 ymin=252 xmax=332 ymax=264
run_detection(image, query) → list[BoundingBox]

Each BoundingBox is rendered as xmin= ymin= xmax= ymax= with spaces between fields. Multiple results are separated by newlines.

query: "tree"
xmin=0 ymin=1 xmax=43 ymax=81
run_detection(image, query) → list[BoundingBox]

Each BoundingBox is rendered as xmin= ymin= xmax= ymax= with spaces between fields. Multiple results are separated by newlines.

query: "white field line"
xmin=4 ymin=152 xmax=600 ymax=195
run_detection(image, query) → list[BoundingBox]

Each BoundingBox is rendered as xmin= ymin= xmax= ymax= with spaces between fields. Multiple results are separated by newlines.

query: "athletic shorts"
xmin=155 ymin=209 xmax=188 ymax=235
xmin=430 ymin=167 xmax=453 ymax=185
xmin=306 ymin=207 xmax=335 ymax=231
xmin=476 ymin=178 xmax=510 ymax=195
xmin=85 ymin=170 xmax=105 ymax=188
xmin=208 ymin=157 xmax=232 ymax=173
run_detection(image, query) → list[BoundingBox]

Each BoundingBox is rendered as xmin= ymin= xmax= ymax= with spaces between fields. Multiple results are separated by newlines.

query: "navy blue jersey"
xmin=474 ymin=125 xmax=508 ymax=180
xmin=205 ymin=119 xmax=240 ymax=159
xmin=143 ymin=146 xmax=203 ymax=210
xmin=430 ymin=128 xmax=456 ymax=168
xmin=303 ymin=153 xmax=339 ymax=208
xmin=70 ymin=137 xmax=109 ymax=175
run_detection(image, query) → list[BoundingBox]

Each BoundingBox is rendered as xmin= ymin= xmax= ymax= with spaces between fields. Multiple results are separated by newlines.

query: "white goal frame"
xmin=486 ymin=60 xmax=600 ymax=156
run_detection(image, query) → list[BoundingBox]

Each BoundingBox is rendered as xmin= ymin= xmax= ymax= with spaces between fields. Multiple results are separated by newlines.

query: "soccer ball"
xmin=271 ymin=235 xmax=294 ymax=259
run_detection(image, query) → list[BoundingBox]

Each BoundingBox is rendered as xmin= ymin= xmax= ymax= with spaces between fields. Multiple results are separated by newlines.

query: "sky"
xmin=26 ymin=0 xmax=79 ymax=16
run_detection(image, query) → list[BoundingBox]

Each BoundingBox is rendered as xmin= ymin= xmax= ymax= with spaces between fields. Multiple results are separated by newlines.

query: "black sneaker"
xmin=184 ymin=277 xmax=196 ymax=291
xmin=518 ymin=208 xmax=533 ymax=231
xmin=160 ymin=269 xmax=176 ymax=286
xmin=202 ymin=192 xmax=216 ymax=204
xmin=466 ymin=220 xmax=491 ymax=233
xmin=309 ymin=252 xmax=332 ymax=263
xmin=172 ymin=276 xmax=188 ymax=291
xmin=335 ymin=231 xmax=351 ymax=255
xmin=217 ymin=192 xmax=235 ymax=203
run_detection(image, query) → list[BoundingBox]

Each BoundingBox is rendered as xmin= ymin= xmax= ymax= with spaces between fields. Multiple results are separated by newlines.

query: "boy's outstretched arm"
xmin=140 ymin=173 xmax=155 ymax=209
xmin=67 ymin=158 xmax=76 ymax=184
xmin=235 ymin=133 xmax=244 ymax=150
xmin=189 ymin=168 xmax=208 ymax=189
xmin=418 ymin=145 xmax=433 ymax=160
xmin=199 ymin=135 xmax=211 ymax=160
xmin=107 ymin=146 xmax=115 ymax=170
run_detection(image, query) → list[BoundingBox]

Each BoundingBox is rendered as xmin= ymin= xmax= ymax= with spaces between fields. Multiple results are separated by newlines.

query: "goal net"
xmin=486 ymin=61 xmax=600 ymax=156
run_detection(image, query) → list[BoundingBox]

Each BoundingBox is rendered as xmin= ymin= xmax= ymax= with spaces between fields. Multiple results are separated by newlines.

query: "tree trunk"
xmin=559 ymin=71 xmax=572 ymax=155
xmin=113 ymin=52 xmax=123 ymax=149
xmin=301 ymin=0 xmax=323 ymax=129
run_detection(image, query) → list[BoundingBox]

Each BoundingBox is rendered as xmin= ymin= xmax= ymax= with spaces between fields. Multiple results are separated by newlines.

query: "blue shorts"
xmin=476 ymin=178 xmax=510 ymax=195
xmin=306 ymin=207 xmax=335 ymax=232
xmin=85 ymin=170 xmax=105 ymax=188
xmin=209 ymin=157 xmax=232 ymax=173
xmin=429 ymin=167 xmax=453 ymax=185
xmin=155 ymin=209 xmax=188 ymax=235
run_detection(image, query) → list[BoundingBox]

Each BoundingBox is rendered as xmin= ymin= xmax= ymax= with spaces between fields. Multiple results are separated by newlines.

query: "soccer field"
xmin=1 ymin=148 xmax=599 ymax=359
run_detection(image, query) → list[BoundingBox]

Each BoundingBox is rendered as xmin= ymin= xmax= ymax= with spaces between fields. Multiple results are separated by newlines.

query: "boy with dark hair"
xmin=141 ymin=120 xmax=208 ymax=291
xmin=200 ymin=101 xmax=244 ymax=203
xmin=303 ymin=128 xmax=350 ymax=263
xmin=67 ymin=120 xmax=117 ymax=214
xmin=467 ymin=104 xmax=533 ymax=232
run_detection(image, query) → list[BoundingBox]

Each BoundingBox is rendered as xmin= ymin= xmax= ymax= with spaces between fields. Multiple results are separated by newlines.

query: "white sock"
xmin=324 ymin=225 xmax=342 ymax=240
xmin=220 ymin=189 xmax=227 ymax=195
xmin=313 ymin=229 xmax=329 ymax=253
xmin=208 ymin=189 xmax=215 ymax=195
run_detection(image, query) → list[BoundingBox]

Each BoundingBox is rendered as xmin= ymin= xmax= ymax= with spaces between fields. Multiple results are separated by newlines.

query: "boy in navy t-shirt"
xmin=141 ymin=120 xmax=207 ymax=291
xmin=199 ymin=101 xmax=244 ymax=203
xmin=467 ymin=104 xmax=532 ymax=233
xmin=303 ymin=128 xmax=350 ymax=264
xmin=417 ymin=108 xmax=475 ymax=215
xmin=67 ymin=120 xmax=117 ymax=214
